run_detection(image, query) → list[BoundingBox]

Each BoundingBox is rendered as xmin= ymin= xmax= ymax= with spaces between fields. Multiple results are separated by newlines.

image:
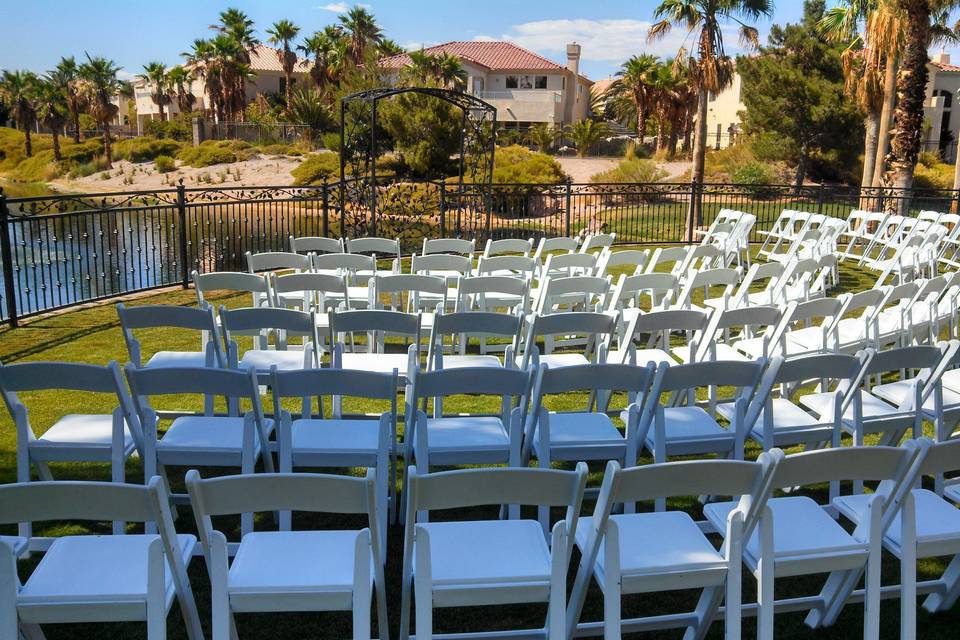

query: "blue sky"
xmin=0 ymin=1 xmax=951 ymax=81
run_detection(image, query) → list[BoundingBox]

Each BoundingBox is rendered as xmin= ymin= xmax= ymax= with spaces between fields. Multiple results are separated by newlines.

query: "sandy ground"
xmin=48 ymin=154 xmax=304 ymax=193
xmin=556 ymin=156 xmax=690 ymax=182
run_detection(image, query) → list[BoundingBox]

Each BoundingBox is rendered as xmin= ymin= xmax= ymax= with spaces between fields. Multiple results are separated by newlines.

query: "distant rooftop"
xmin=380 ymin=41 xmax=589 ymax=80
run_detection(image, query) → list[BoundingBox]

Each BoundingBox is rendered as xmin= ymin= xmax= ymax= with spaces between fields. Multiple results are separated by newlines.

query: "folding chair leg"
xmin=756 ymin=507 xmax=774 ymax=640
xmin=415 ymin=529 xmax=434 ymax=640
xmin=923 ymin=554 xmax=960 ymax=612
xmin=19 ymin=625 xmax=45 ymax=640
xmin=0 ymin=546 xmax=17 ymax=640
xmin=899 ymin=495 xmax=917 ymax=640
xmin=548 ymin=525 xmax=567 ymax=640
xmin=353 ymin=531 xmax=372 ymax=640
xmin=603 ymin=576 xmax=621 ymax=640
xmin=146 ymin=539 xmax=167 ymax=640
xmin=683 ymin=586 xmax=723 ymax=640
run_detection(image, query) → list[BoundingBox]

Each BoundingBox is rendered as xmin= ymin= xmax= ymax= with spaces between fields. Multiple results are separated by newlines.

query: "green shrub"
xmin=154 ymin=155 xmax=176 ymax=173
xmin=113 ymin=137 xmax=184 ymax=163
xmin=291 ymin=152 xmax=340 ymax=185
xmin=260 ymin=143 xmax=303 ymax=156
xmin=7 ymin=151 xmax=62 ymax=182
xmin=320 ymin=131 xmax=341 ymax=153
xmin=143 ymin=113 xmax=195 ymax=142
xmin=177 ymin=140 xmax=239 ymax=167
xmin=59 ymin=139 xmax=103 ymax=164
xmin=914 ymin=161 xmax=954 ymax=190
xmin=483 ymin=145 xmax=568 ymax=184
xmin=918 ymin=150 xmax=942 ymax=168
xmin=731 ymin=161 xmax=778 ymax=197
xmin=591 ymin=158 xmax=668 ymax=183
xmin=68 ymin=161 xmax=98 ymax=179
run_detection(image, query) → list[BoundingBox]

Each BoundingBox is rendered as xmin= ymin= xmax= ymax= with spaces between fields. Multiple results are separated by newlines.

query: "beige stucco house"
xmin=379 ymin=41 xmax=593 ymax=127
xmin=129 ymin=44 xmax=311 ymax=133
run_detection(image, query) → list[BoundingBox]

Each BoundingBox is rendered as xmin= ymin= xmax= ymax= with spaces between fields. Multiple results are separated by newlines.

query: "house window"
xmin=506 ymin=75 xmax=518 ymax=89
xmin=535 ymin=76 xmax=547 ymax=89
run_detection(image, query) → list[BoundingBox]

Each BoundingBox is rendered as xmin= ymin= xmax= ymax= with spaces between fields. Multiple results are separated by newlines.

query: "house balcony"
xmin=475 ymin=89 xmax=564 ymax=124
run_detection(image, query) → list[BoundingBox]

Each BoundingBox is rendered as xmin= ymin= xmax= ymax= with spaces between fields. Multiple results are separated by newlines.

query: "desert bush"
xmin=144 ymin=113 xmax=195 ymax=141
xmin=591 ymin=158 xmax=668 ymax=184
xmin=177 ymin=140 xmax=239 ymax=167
xmin=731 ymin=161 xmax=778 ymax=197
xmin=260 ymin=143 xmax=303 ymax=156
xmin=113 ymin=137 xmax=184 ymax=163
xmin=918 ymin=150 xmax=943 ymax=168
xmin=484 ymin=145 xmax=568 ymax=184
xmin=291 ymin=152 xmax=340 ymax=185
xmin=154 ymin=155 xmax=176 ymax=173
xmin=914 ymin=161 xmax=954 ymax=190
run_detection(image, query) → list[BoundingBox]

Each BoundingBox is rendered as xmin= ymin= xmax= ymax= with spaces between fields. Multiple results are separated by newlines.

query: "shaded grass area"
xmin=0 ymin=250 xmax=955 ymax=639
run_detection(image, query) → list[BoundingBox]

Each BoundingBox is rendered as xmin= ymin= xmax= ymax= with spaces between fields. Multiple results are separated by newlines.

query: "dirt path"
xmin=557 ymin=156 xmax=691 ymax=183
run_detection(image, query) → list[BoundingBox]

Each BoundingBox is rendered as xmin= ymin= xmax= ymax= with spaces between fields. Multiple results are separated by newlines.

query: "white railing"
xmin=477 ymin=90 xmax=562 ymax=103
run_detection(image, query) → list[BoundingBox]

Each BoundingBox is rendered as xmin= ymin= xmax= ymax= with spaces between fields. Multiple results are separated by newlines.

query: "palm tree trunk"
xmin=687 ymin=86 xmax=709 ymax=234
xmin=861 ymin=110 xmax=880 ymax=208
xmin=23 ymin=128 xmax=32 ymax=158
xmin=871 ymin=55 xmax=897 ymax=188
xmin=51 ymin=130 xmax=61 ymax=162
xmin=71 ymin=107 xmax=81 ymax=143
xmin=285 ymin=71 xmax=293 ymax=110
xmin=102 ymin=122 xmax=112 ymax=167
xmin=886 ymin=0 xmax=930 ymax=213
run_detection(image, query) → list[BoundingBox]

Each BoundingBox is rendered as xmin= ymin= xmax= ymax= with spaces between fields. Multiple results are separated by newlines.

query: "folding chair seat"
xmin=399 ymin=464 xmax=588 ymax=640
xmin=704 ymin=443 xmax=924 ymax=640
xmin=311 ymin=252 xmax=381 ymax=307
xmin=637 ymin=359 xmax=770 ymax=464
xmin=0 ymin=360 xmax=143 ymax=537
xmin=422 ymin=237 xmax=475 ymax=256
xmin=680 ymin=304 xmax=789 ymax=364
xmin=186 ymin=470 xmax=387 ymax=640
xmin=330 ymin=309 xmax=422 ymax=383
xmin=271 ymin=367 xmax=398 ymax=533
xmin=482 ymin=237 xmax=533 ymax=258
xmin=516 ymin=311 xmax=617 ymax=370
xmin=0 ymin=479 xmax=203 ymax=640
xmin=741 ymin=297 xmax=843 ymax=359
xmin=800 ymin=345 xmax=941 ymax=448
xmin=567 ymin=454 xmax=779 ymax=640
xmin=404 ymin=366 xmax=531 ymax=472
xmin=118 ymin=303 xmax=225 ymax=370
xmin=427 ymin=310 xmax=522 ymax=370
xmin=594 ymin=248 xmax=649 ymax=276
xmin=289 ymin=234 xmax=343 ymax=254
xmin=609 ymin=308 xmax=709 ymax=367
xmin=125 ymin=366 xmax=276 ymax=532
xmin=579 ymin=232 xmax=616 ymax=254
xmin=220 ymin=306 xmax=319 ymax=376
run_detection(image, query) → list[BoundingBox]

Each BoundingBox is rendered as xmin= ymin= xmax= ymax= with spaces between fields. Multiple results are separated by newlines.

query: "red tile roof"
xmin=380 ymin=41 xmax=567 ymax=73
xmin=931 ymin=60 xmax=960 ymax=73
xmin=248 ymin=44 xmax=311 ymax=74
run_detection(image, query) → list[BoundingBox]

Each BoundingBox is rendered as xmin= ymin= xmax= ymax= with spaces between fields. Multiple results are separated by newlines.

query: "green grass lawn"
xmin=0 ymin=249 xmax=954 ymax=639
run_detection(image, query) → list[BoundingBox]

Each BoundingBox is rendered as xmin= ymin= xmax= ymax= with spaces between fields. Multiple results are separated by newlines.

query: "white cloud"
xmin=317 ymin=2 xmax=370 ymax=12
xmin=472 ymin=34 xmax=497 ymax=42
xmin=117 ymin=69 xmax=137 ymax=81
xmin=400 ymin=40 xmax=434 ymax=51
xmin=501 ymin=18 xmax=740 ymax=64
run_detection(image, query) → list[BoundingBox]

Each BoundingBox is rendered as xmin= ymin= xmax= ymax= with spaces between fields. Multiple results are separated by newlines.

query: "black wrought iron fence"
xmin=2 ymin=179 xmax=959 ymax=325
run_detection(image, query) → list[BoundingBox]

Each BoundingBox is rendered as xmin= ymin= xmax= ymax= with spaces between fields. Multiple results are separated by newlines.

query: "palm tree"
xmin=211 ymin=8 xmax=259 ymax=119
xmin=646 ymin=62 xmax=683 ymax=153
xmin=0 ymin=70 xmax=39 ymax=157
xmin=266 ymin=19 xmax=301 ymax=110
xmin=35 ymin=77 xmax=68 ymax=161
xmin=526 ymin=123 xmax=558 ymax=153
xmin=166 ymin=66 xmax=196 ymax=114
xmin=53 ymin=56 xmax=84 ymax=143
xmin=378 ymin=38 xmax=405 ymax=57
xmin=649 ymin=0 xmax=773 ymax=223
xmin=565 ymin=119 xmax=609 ymax=157
xmin=339 ymin=6 xmax=383 ymax=64
xmin=435 ymin=52 xmax=467 ymax=91
xmin=138 ymin=61 xmax=172 ymax=121
xmin=299 ymin=26 xmax=347 ymax=95
xmin=606 ymin=54 xmax=659 ymax=137
xmin=184 ymin=39 xmax=224 ymax=120
xmin=78 ymin=54 xmax=121 ymax=166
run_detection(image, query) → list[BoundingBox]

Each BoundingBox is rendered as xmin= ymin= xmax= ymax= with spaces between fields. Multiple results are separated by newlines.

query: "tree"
xmin=526 ymin=123 xmax=559 ymax=153
xmin=210 ymin=8 xmax=259 ymax=120
xmin=339 ymin=6 xmax=383 ymax=64
xmin=78 ymin=54 xmax=121 ymax=166
xmin=53 ymin=56 xmax=84 ymax=142
xmin=166 ymin=66 xmax=196 ymax=114
xmin=266 ymin=19 xmax=301 ymax=111
xmin=184 ymin=39 xmax=224 ymax=120
xmin=378 ymin=92 xmax=461 ymax=178
xmin=287 ymin=84 xmax=333 ymax=142
xmin=887 ymin=0 xmax=930 ymax=195
xmin=605 ymin=54 xmax=659 ymax=137
xmin=649 ymin=0 xmax=773 ymax=225
xmin=138 ymin=61 xmax=171 ymax=121
xmin=738 ymin=0 xmax=864 ymax=190
xmin=565 ymin=119 xmax=609 ymax=157
xmin=378 ymin=38 xmax=405 ymax=57
xmin=434 ymin=53 xmax=467 ymax=91
xmin=401 ymin=50 xmax=467 ymax=90
xmin=0 ymin=70 xmax=38 ymax=157
xmin=300 ymin=26 xmax=347 ymax=95
xmin=35 ymin=77 xmax=68 ymax=161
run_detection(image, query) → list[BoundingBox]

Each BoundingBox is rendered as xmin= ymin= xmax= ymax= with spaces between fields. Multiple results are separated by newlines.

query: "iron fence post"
xmin=0 ymin=189 xmax=18 ymax=327
xmin=817 ymin=183 xmax=825 ymax=215
xmin=322 ymin=177 xmax=330 ymax=238
xmin=177 ymin=179 xmax=189 ymax=288
xmin=565 ymin=179 xmax=572 ymax=237
xmin=484 ymin=185 xmax=492 ymax=240
xmin=439 ymin=179 xmax=447 ymax=237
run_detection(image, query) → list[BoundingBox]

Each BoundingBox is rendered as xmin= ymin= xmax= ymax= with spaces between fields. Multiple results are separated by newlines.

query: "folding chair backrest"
xmin=542 ymin=252 xmax=597 ymax=276
xmin=484 ymin=238 xmax=533 ymax=257
xmin=193 ymin=271 xmax=269 ymax=307
xmin=219 ymin=306 xmax=316 ymax=337
xmin=596 ymin=248 xmax=649 ymax=275
xmin=608 ymin=456 xmax=769 ymax=506
xmin=271 ymin=272 xmax=348 ymax=305
xmin=535 ymin=236 xmax=579 ymax=259
xmin=788 ymin=296 xmax=844 ymax=326
xmin=476 ymin=255 xmax=536 ymax=275
xmin=289 ymin=235 xmax=342 ymax=254
xmin=126 ymin=365 xmax=261 ymax=403
xmin=373 ymin=273 xmax=447 ymax=310
xmin=411 ymin=366 xmax=530 ymax=400
xmin=423 ymin=238 xmax=475 ymax=256
xmin=0 ymin=359 xmax=126 ymax=394
xmin=773 ymin=352 xmax=863 ymax=386
xmin=632 ymin=308 xmax=709 ymax=335
xmin=432 ymin=310 xmax=522 ymax=340
xmin=330 ymin=309 xmax=421 ymax=338
xmin=579 ymin=233 xmax=616 ymax=253
xmin=863 ymin=344 xmax=943 ymax=377
xmin=346 ymin=237 xmax=402 ymax=260
xmin=411 ymin=253 xmax=472 ymax=275
xmin=457 ymin=275 xmax=528 ymax=300
xmin=310 ymin=252 xmax=376 ymax=272
xmin=608 ymin=272 xmax=678 ymax=311
xmin=683 ymin=244 xmax=721 ymax=270
xmin=657 ymin=359 xmax=765 ymax=397
xmin=245 ymin=251 xmax=311 ymax=274
xmin=535 ymin=362 xmax=655 ymax=395
xmin=918 ymin=438 xmax=960 ymax=477
xmin=772 ymin=444 xmax=920 ymax=501
xmin=645 ymin=246 xmax=689 ymax=273
xmin=531 ymin=310 xmax=618 ymax=339
xmin=117 ymin=303 xmax=223 ymax=367
xmin=272 ymin=367 xmax=397 ymax=401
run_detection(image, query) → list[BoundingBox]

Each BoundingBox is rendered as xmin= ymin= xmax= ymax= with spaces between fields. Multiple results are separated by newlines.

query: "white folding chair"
xmin=193 ymin=270 xmax=270 ymax=309
xmin=427 ymin=310 xmax=522 ymax=370
xmin=404 ymin=366 xmax=531 ymax=476
xmin=422 ymin=237 xmax=475 ymax=256
xmin=476 ymin=254 xmax=536 ymax=280
xmin=644 ymin=245 xmax=690 ymax=277
xmin=838 ymin=210 xmax=889 ymax=263
xmin=345 ymin=237 xmax=402 ymax=282
xmin=683 ymin=305 xmax=789 ymax=363
xmin=605 ymin=272 xmax=678 ymax=313
xmin=595 ymin=248 xmax=649 ymax=276
xmin=270 ymin=271 xmax=349 ymax=317
xmin=186 ymin=470 xmax=387 ymax=640
xmin=411 ymin=253 xmax=470 ymax=307
xmin=0 ymin=478 xmax=202 ymax=640
xmin=704 ymin=443 xmax=924 ymax=640
xmin=579 ymin=232 xmax=617 ymax=254
xmin=671 ymin=267 xmax=740 ymax=311
xmin=399 ymin=464 xmax=588 ymax=640
xmin=271 ymin=367 xmax=398 ymax=534
xmin=567 ymin=454 xmax=779 ymax=640
xmin=517 ymin=311 xmax=617 ymax=369
xmin=125 ymin=365 xmax=276 ymax=533
xmin=220 ymin=306 xmax=319 ymax=376
xmin=540 ymin=252 xmax=598 ymax=280
xmin=482 ymin=237 xmax=533 ymax=258
xmin=0 ymin=360 xmax=143 ymax=537
xmin=609 ymin=308 xmax=710 ymax=367
xmin=330 ymin=309 xmax=422 ymax=383
xmin=533 ymin=236 xmax=579 ymax=263
xmin=456 ymin=275 xmax=530 ymax=316
xmin=371 ymin=273 xmax=447 ymax=325
xmin=756 ymin=209 xmax=799 ymax=259
xmin=117 ymin=302 xmax=225 ymax=369
xmin=534 ymin=274 xmax=611 ymax=315
xmin=311 ymin=252 xmax=381 ymax=307
xmin=744 ymin=297 xmax=844 ymax=359
xmin=708 ymin=262 xmax=784 ymax=309
xmin=289 ymin=235 xmax=343 ymax=254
